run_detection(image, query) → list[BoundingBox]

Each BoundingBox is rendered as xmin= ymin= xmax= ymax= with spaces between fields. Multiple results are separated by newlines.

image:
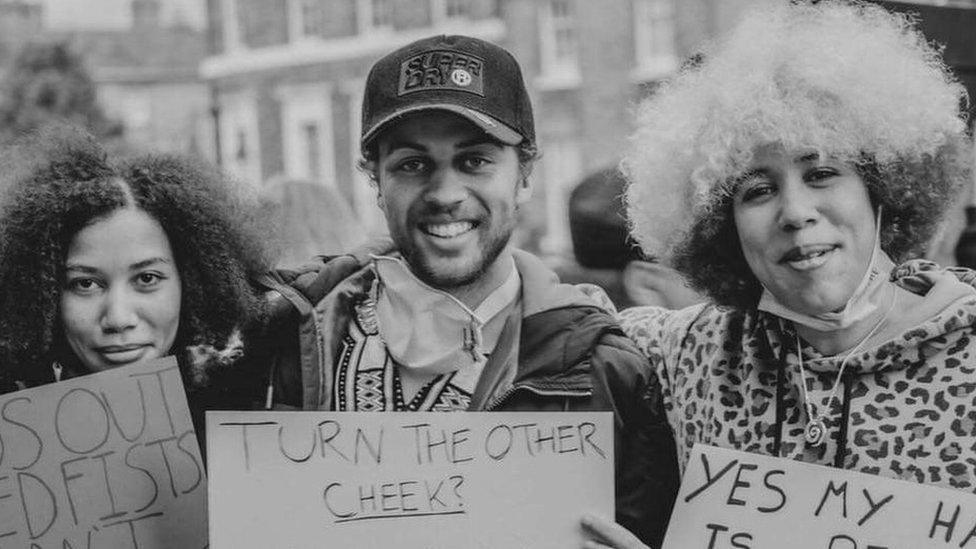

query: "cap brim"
xmin=362 ymin=104 xmax=524 ymax=151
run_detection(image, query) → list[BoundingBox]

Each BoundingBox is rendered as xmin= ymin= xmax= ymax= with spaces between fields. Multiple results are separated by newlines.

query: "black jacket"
xmin=255 ymin=243 xmax=680 ymax=546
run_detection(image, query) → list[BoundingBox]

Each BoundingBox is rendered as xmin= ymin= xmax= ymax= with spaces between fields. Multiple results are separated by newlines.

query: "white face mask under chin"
xmin=757 ymin=210 xmax=892 ymax=332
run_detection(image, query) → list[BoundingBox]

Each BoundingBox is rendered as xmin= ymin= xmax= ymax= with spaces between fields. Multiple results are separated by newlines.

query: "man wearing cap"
xmin=258 ymin=35 xmax=677 ymax=546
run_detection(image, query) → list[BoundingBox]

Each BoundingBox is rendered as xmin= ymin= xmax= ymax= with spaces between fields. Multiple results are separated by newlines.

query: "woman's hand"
xmin=580 ymin=515 xmax=651 ymax=549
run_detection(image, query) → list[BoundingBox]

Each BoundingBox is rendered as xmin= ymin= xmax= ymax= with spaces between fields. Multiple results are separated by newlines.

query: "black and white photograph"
xmin=0 ymin=0 xmax=975 ymax=547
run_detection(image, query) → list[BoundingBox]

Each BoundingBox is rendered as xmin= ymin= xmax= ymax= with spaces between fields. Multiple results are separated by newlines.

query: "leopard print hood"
xmin=620 ymin=260 xmax=976 ymax=492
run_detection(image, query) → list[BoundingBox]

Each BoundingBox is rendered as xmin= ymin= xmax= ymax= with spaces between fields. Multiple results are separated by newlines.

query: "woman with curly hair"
xmin=0 ymin=128 xmax=271 ymax=441
xmin=583 ymin=2 xmax=975 ymax=547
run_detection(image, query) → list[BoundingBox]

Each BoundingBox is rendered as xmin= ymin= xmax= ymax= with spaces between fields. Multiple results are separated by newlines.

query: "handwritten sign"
xmin=0 ymin=358 xmax=207 ymax=549
xmin=207 ymin=411 xmax=614 ymax=548
xmin=664 ymin=444 xmax=976 ymax=548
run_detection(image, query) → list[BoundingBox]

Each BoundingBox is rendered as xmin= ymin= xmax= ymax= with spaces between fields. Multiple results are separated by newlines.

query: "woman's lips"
xmin=95 ymin=344 xmax=151 ymax=364
xmin=779 ymin=244 xmax=838 ymax=271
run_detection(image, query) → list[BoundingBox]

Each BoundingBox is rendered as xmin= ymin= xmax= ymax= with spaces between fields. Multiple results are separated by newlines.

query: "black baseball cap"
xmin=361 ymin=34 xmax=535 ymax=153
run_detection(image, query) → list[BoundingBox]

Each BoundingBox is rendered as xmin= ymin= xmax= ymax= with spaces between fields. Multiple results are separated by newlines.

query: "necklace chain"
xmin=795 ymin=286 xmax=897 ymax=447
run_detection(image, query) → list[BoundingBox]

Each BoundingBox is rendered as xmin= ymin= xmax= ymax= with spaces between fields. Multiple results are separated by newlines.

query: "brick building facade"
xmin=202 ymin=0 xmax=739 ymax=254
xmin=201 ymin=0 xmax=975 ymax=259
xmin=0 ymin=0 xmax=210 ymax=156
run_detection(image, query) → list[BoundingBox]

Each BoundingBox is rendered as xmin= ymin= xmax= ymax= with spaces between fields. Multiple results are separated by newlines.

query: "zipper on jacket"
xmin=484 ymin=384 xmax=592 ymax=411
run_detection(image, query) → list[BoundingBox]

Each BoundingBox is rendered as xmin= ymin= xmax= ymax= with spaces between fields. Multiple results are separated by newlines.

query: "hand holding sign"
xmin=581 ymin=514 xmax=650 ymax=549
xmin=207 ymin=411 xmax=614 ymax=549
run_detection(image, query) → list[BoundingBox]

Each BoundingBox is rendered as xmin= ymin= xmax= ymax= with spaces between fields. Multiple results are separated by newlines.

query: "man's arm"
xmin=590 ymin=331 xmax=679 ymax=548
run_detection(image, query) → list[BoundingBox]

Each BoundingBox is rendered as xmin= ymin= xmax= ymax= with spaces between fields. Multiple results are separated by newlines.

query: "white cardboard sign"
xmin=207 ymin=411 xmax=614 ymax=549
xmin=664 ymin=444 xmax=976 ymax=548
xmin=0 ymin=357 xmax=207 ymax=549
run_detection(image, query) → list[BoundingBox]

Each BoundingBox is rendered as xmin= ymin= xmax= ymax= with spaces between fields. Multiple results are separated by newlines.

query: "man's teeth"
xmin=424 ymin=221 xmax=474 ymax=238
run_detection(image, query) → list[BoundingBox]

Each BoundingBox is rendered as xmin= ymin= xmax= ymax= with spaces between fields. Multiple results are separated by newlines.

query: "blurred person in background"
xmin=559 ymin=166 xmax=701 ymax=310
xmin=582 ymin=1 xmax=975 ymax=547
xmin=259 ymin=176 xmax=366 ymax=268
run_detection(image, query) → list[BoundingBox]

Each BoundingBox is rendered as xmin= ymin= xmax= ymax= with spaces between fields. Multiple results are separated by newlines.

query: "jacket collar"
xmin=270 ymin=239 xmax=616 ymax=410
xmin=512 ymin=249 xmax=600 ymax=317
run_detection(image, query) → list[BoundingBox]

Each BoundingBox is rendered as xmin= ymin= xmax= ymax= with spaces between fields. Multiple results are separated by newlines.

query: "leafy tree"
xmin=0 ymin=41 xmax=121 ymax=143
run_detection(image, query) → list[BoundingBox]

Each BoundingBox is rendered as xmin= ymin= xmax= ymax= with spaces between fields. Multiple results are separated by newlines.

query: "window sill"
xmin=630 ymin=59 xmax=677 ymax=83
xmin=534 ymin=69 xmax=582 ymax=91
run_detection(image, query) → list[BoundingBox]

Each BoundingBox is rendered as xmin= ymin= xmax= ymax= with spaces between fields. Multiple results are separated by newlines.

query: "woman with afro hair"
xmin=0 ymin=127 xmax=272 ymax=444
xmin=583 ymin=1 xmax=976 ymax=547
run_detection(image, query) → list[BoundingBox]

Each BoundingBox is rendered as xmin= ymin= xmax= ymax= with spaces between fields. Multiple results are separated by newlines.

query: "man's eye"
xmin=395 ymin=159 xmax=427 ymax=173
xmin=462 ymin=156 xmax=491 ymax=171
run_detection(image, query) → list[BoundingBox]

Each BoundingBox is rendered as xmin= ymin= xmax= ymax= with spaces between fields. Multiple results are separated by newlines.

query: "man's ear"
xmin=363 ymin=161 xmax=385 ymax=212
xmin=622 ymin=260 xmax=703 ymax=309
xmin=516 ymin=175 xmax=532 ymax=204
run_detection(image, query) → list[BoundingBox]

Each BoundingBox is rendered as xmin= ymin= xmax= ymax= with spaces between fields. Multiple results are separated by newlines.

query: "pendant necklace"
xmin=795 ymin=288 xmax=896 ymax=447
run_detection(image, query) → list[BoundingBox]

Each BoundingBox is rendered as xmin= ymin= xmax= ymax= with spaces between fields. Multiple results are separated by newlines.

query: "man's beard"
xmin=395 ymin=213 xmax=515 ymax=290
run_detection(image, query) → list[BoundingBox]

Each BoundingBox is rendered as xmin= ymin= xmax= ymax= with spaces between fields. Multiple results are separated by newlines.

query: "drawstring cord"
xmin=836 ymin=373 xmax=852 ymax=468
xmin=265 ymin=362 xmax=277 ymax=410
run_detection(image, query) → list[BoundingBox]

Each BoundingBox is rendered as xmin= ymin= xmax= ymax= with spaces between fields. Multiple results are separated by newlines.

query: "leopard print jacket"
xmin=619 ymin=260 xmax=976 ymax=492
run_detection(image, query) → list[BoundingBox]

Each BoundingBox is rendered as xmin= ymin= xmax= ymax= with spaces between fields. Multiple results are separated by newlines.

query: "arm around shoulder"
xmin=589 ymin=328 xmax=679 ymax=548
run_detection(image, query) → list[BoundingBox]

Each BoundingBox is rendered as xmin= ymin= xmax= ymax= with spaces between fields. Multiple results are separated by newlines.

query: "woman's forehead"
xmin=66 ymin=208 xmax=174 ymax=268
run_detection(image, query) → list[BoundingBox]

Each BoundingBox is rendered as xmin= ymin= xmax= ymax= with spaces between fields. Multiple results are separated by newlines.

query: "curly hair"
xmin=622 ymin=0 xmax=972 ymax=309
xmin=0 ymin=127 xmax=272 ymax=388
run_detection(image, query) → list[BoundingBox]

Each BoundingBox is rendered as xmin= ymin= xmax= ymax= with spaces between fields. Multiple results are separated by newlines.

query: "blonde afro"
xmin=623 ymin=0 xmax=972 ymax=307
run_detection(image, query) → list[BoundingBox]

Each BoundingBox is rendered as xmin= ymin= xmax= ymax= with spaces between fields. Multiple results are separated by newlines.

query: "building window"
xmin=446 ymin=0 xmax=472 ymax=18
xmin=237 ymin=0 xmax=289 ymax=48
xmin=371 ymin=0 xmax=393 ymax=29
xmin=292 ymin=0 xmax=358 ymax=40
xmin=221 ymin=0 xmax=242 ymax=51
xmin=300 ymin=0 xmax=326 ymax=38
xmin=122 ymin=91 xmax=152 ymax=132
xmin=219 ymin=91 xmax=262 ymax=186
xmin=303 ymin=122 xmax=322 ymax=179
xmin=538 ymin=136 xmax=582 ymax=255
xmin=356 ymin=0 xmax=394 ymax=33
xmin=537 ymin=0 xmax=580 ymax=87
xmin=432 ymin=0 xmax=477 ymax=22
xmin=342 ymin=79 xmax=385 ymax=231
xmin=235 ymin=130 xmax=248 ymax=162
xmin=278 ymin=83 xmax=335 ymax=185
xmin=633 ymin=0 xmax=676 ymax=80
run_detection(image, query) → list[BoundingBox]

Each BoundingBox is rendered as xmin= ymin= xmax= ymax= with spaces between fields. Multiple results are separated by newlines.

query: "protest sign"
xmin=664 ymin=444 xmax=976 ymax=548
xmin=0 ymin=357 xmax=207 ymax=549
xmin=207 ymin=411 xmax=613 ymax=548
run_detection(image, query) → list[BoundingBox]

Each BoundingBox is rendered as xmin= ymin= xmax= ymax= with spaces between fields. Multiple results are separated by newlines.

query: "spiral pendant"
xmin=804 ymin=418 xmax=828 ymax=446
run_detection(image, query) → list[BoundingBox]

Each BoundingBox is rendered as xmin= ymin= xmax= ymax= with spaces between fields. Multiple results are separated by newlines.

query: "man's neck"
xmin=445 ymin=249 xmax=517 ymax=310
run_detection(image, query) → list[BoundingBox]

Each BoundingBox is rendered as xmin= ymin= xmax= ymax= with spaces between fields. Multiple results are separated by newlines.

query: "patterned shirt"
xmin=333 ymin=260 xmax=520 ymax=412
